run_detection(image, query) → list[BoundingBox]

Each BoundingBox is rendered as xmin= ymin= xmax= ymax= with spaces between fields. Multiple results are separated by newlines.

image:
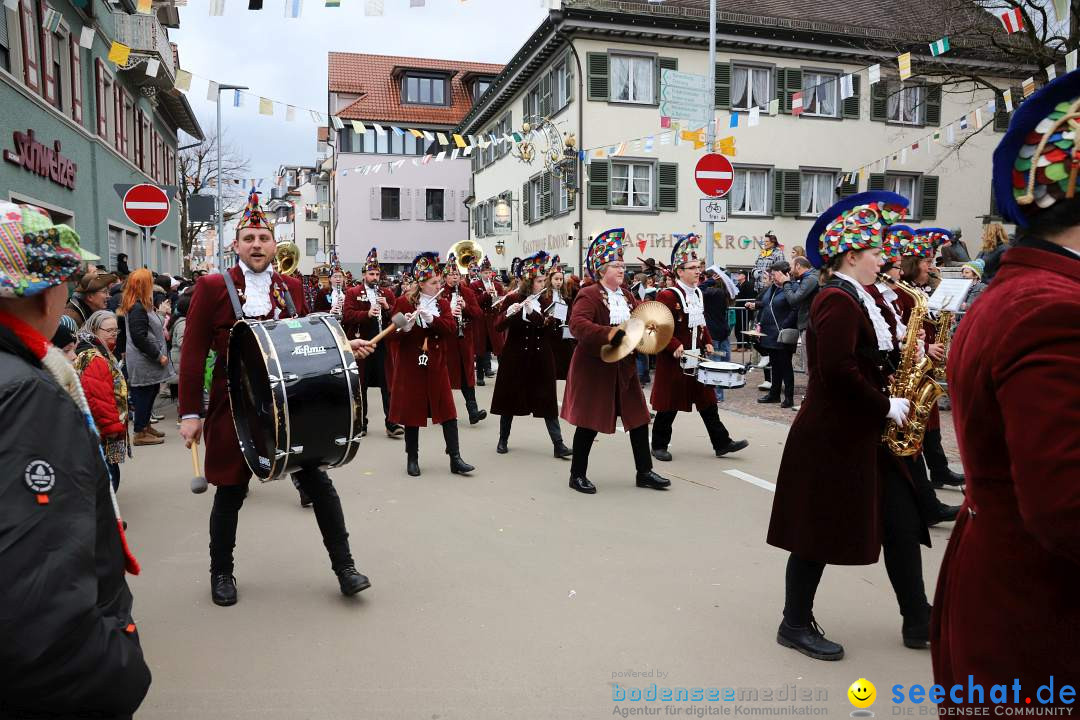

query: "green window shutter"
xmin=715 ymin=62 xmax=731 ymax=109
xmin=587 ymin=52 xmax=609 ymax=101
xmin=836 ymin=174 xmax=858 ymax=198
xmin=870 ymin=80 xmax=888 ymax=122
xmin=587 ymin=160 xmax=609 ymax=209
xmin=541 ymin=172 xmax=552 ymax=217
xmin=774 ymin=68 xmax=786 ymax=112
xmin=842 ymin=75 xmax=861 ymax=119
xmin=657 ymin=162 xmax=678 ymax=212
xmin=920 ymin=175 xmax=939 ymax=220
xmin=867 ymin=173 xmax=887 ymax=191
xmin=540 ymin=72 xmax=552 ymax=118
xmin=773 ymin=169 xmax=801 ymax=216
xmin=522 ymin=182 xmax=532 ymax=224
xmin=655 ymin=56 xmax=678 ymax=107
xmin=925 ymin=85 xmax=942 ymax=127
xmin=783 ymin=68 xmax=802 ymax=114
xmin=472 ymin=207 xmax=478 ymax=237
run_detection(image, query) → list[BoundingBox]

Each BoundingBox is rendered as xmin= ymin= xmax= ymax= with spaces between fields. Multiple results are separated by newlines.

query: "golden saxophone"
xmin=930 ymin=310 xmax=955 ymax=383
xmin=880 ymin=274 xmax=945 ymax=457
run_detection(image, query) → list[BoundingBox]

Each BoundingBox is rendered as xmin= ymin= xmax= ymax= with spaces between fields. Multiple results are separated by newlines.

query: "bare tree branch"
xmin=177 ymin=131 xmax=249 ymax=275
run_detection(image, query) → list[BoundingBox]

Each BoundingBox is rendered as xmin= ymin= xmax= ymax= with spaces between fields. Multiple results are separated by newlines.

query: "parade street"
xmin=124 ymin=387 xmax=964 ymax=719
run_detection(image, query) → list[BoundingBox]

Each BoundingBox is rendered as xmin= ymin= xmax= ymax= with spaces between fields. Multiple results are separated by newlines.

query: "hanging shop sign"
xmin=3 ymin=129 xmax=78 ymax=190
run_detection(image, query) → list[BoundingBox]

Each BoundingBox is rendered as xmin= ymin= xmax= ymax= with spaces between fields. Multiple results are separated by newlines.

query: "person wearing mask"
xmin=75 ymin=310 xmax=129 ymax=492
xmin=976 ymin=222 xmax=1009 ymax=283
xmin=752 ymin=232 xmax=785 ymax=292
xmin=933 ymin=69 xmax=1080 ymax=709
xmin=0 ymin=203 xmax=150 ymax=718
xmin=64 ymin=270 xmax=116 ymax=327
xmin=747 ymin=261 xmax=798 ymax=408
xmin=768 ymin=192 xmax=933 ymax=660
xmin=118 ymin=269 xmax=170 ymax=447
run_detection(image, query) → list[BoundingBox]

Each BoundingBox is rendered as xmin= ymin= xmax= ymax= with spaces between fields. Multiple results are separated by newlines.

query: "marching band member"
xmin=388 ymin=253 xmax=476 ymax=478
xmin=178 ymin=191 xmax=374 ymax=606
xmin=649 ymin=234 xmax=748 ymax=462
xmin=313 ymin=265 xmax=347 ymax=316
xmin=561 ymin=229 xmax=670 ymax=495
xmin=767 ymin=192 xmax=932 ymax=660
xmin=470 ymin=256 xmax=505 ymax=386
xmin=543 ymin=258 xmax=575 ymax=381
xmin=342 ymin=248 xmax=402 ymax=438
xmin=442 ymin=255 xmax=487 ymax=425
xmin=933 ymin=71 xmax=1080 ymax=701
xmin=491 ymin=251 xmax=572 ymax=458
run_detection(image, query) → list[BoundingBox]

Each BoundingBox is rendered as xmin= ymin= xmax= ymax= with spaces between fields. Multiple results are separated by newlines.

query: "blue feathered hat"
xmin=805 ymin=191 xmax=909 ymax=269
xmin=411 ymin=252 xmax=441 ymax=282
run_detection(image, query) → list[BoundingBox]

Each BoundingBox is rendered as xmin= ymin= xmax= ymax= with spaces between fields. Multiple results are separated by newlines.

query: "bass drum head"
xmin=228 ymin=321 xmax=281 ymax=479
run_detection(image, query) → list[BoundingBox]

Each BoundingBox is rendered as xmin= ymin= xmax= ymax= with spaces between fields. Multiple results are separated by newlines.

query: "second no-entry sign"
xmin=694 ymin=153 xmax=734 ymax=198
xmin=123 ymin=183 xmax=171 ymax=228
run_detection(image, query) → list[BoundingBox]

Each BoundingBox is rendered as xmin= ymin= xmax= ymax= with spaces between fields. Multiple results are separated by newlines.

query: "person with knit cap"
xmin=959 ymin=258 xmax=987 ymax=310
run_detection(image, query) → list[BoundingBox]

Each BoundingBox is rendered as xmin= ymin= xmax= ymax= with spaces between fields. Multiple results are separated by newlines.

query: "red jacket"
xmin=491 ymin=292 xmax=560 ymax=418
xmin=649 ymin=286 xmax=716 ymax=413
xmin=386 ymin=294 xmax=457 ymax=427
xmin=443 ymin=282 xmax=482 ymax=389
xmin=469 ymin=279 xmax=506 ymax=355
xmin=79 ymin=354 xmax=125 ymax=438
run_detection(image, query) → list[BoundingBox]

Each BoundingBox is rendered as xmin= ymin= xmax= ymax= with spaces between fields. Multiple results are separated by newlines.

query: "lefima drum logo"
xmin=292 ymin=344 xmax=328 ymax=357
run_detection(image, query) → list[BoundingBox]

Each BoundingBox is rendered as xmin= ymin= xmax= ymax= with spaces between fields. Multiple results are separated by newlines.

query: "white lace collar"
xmin=603 ymin=284 xmax=630 ymax=325
xmin=834 ymin=271 xmax=894 ymax=352
xmin=239 ymin=260 xmax=273 ymax=318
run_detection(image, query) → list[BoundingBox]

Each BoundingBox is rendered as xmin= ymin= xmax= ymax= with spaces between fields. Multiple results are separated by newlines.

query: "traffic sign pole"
xmin=705 ymin=0 xmax=717 ymax=268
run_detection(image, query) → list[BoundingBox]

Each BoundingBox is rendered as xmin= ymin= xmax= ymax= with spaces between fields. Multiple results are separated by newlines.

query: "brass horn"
xmin=274 ymin=242 xmax=300 ymax=277
xmin=449 ymin=239 xmax=484 ymax=272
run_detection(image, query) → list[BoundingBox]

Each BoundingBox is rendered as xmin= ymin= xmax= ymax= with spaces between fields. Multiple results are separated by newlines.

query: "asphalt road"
xmin=123 ymin=382 xmax=965 ymax=719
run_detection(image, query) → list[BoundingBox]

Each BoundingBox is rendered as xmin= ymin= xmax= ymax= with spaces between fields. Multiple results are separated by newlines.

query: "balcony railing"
xmin=112 ymin=12 xmax=176 ymax=86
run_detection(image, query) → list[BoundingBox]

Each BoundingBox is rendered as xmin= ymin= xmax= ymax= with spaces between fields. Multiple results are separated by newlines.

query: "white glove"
xmin=417 ymin=308 xmax=434 ymax=325
xmin=887 ymin=397 xmax=911 ymax=427
xmin=506 ymin=303 xmax=522 ymax=316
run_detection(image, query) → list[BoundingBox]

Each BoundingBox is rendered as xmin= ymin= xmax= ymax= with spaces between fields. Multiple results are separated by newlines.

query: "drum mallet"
xmin=367 ymin=312 xmax=411 ymax=346
xmin=190 ymin=440 xmax=208 ymax=494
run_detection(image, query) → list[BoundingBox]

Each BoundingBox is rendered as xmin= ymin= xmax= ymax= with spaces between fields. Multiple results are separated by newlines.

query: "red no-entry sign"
xmin=123 ymin=183 xmax=171 ymax=228
xmin=694 ymin=153 xmax=734 ymax=198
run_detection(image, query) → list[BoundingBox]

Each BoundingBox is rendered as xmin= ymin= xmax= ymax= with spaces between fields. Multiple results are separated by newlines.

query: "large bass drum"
xmin=227 ymin=313 xmax=363 ymax=480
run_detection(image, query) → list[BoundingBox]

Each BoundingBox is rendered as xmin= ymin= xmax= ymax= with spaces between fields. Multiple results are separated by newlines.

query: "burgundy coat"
xmin=178 ymin=266 xmax=307 ymax=487
xmin=549 ymin=290 xmax=577 ymax=380
xmin=560 ymin=283 xmax=650 ymax=434
xmin=443 ymin=282 xmax=482 ymax=390
xmin=490 ymin=292 xmax=561 ymax=418
xmin=342 ymin=284 xmax=396 ymax=385
xmin=470 ymin=279 xmax=506 ymax=355
xmin=932 ymin=245 xmax=1080 ymax=697
xmin=312 ymin=286 xmax=346 ymax=315
xmin=766 ymin=286 xmax=895 ymax=565
xmin=386 ymin=294 xmax=458 ymax=427
xmin=649 ymin=287 xmax=716 ymax=413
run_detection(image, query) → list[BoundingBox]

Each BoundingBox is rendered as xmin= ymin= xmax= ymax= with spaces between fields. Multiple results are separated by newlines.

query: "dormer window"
xmin=474 ymin=78 xmax=493 ymax=102
xmin=403 ymin=74 xmax=447 ymax=106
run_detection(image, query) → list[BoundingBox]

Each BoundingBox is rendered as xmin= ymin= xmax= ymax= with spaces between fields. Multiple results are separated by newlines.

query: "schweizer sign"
xmin=694 ymin=153 xmax=734 ymax=198
xmin=123 ymin=183 xmax=171 ymax=228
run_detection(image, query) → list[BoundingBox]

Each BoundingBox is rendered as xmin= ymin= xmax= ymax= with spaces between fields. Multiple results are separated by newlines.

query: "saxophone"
xmin=930 ymin=310 xmax=955 ymax=383
xmin=880 ymin=275 xmax=945 ymax=457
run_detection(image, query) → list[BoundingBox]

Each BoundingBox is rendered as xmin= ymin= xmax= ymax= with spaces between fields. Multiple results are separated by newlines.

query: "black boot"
xmin=298 ymin=487 xmax=313 ymax=508
xmin=497 ymin=415 xmax=511 ymax=454
xmin=553 ymin=442 xmax=572 ymax=459
xmin=211 ymin=573 xmax=238 ymax=607
xmin=443 ymin=420 xmax=475 ymax=474
xmin=336 ymin=564 xmax=371 ymax=596
xmin=405 ymin=427 xmax=420 ymax=477
xmin=928 ymin=503 xmax=961 ymax=526
xmin=901 ymin=605 xmax=932 ymax=649
xmin=463 ymin=387 xmax=487 ymax=424
xmin=652 ymin=448 xmax=673 ymax=462
xmin=776 ymin=618 xmax=844 ymax=661
xmin=757 ymin=394 xmax=781 ymax=404
xmin=716 ymin=439 xmax=749 ymax=457
xmin=544 ymin=417 xmax=571 ymax=458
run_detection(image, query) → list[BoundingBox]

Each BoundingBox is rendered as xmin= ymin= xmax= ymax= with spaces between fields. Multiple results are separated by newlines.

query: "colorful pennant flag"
xmin=999 ymin=7 xmax=1024 ymax=34
xmin=1046 ymin=64 xmax=1057 ymax=81
xmin=259 ymin=97 xmax=274 ymax=116
xmin=1022 ymin=76 xmax=1036 ymax=97
xmin=372 ymin=123 xmax=386 ymax=135
xmin=331 ymin=115 xmax=344 ymax=130
xmin=107 ymin=42 xmax=131 ymax=65
xmin=409 ymin=128 xmax=424 ymax=138
xmin=365 ymin=0 xmax=384 ymax=15
xmin=207 ymin=80 xmax=219 ymax=102
xmin=897 ymin=52 xmax=912 ymax=81
xmin=423 ymin=130 xmax=435 ymax=143
xmin=929 ymin=37 xmax=950 ymax=56
xmin=352 ymin=120 xmax=365 ymax=134
xmin=840 ymin=74 xmax=854 ymax=100
xmin=234 ymin=89 xmax=244 ymax=107
xmin=644 ymin=136 xmax=654 ymax=152
xmin=748 ymin=106 xmax=760 ymax=127
xmin=660 ymin=116 xmax=671 ymax=129
xmin=326 ymin=0 xmax=340 ymax=6
xmin=437 ymin=132 xmax=450 ymax=146
xmin=791 ymin=91 xmax=804 ymax=116
xmin=959 ymin=115 xmax=968 ymax=130
xmin=452 ymin=134 xmax=467 ymax=148
xmin=392 ymin=126 xmax=405 ymax=137
xmin=974 ymin=108 xmax=983 ymax=127
xmin=209 ymin=0 xmax=225 ymax=14
xmin=946 ymin=124 xmax=955 ymax=144
xmin=768 ymin=98 xmax=779 ymax=115
xmin=1003 ymin=88 xmax=1013 ymax=112
xmin=285 ymin=0 xmax=302 ymax=18
xmin=136 ymin=0 xmax=152 ymax=13
xmin=286 ymin=105 xmax=296 ymax=122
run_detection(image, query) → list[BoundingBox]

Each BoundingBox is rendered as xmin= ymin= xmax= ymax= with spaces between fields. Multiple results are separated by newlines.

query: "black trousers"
xmin=476 ymin=352 xmax=491 ymax=379
xmin=764 ymin=348 xmax=795 ymax=401
xmin=361 ymin=382 xmax=392 ymax=431
xmin=499 ymin=414 xmax=563 ymax=446
xmin=651 ymin=406 xmax=732 ymax=453
xmin=904 ymin=454 xmax=948 ymax=519
xmin=461 ymin=385 xmax=481 ymax=415
xmin=209 ymin=468 xmax=353 ymax=575
xmin=569 ymin=423 xmax=651 ymax=479
xmin=782 ymin=464 xmax=929 ymax=627
xmin=921 ymin=429 xmax=955 ymax=480
xmin=404 ymin=420 xmax=460 ymax=457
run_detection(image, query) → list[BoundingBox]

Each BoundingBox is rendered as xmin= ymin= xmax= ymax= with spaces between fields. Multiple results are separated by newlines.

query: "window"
xmin=888 ymin=85 xmax=924 ymax=125
xmin=48 ymin=33 xmax=62 ymax=110
xmin=529 ymin=177 xmax=543 ymax=222
xmin=390 ymin=132 xmax=404 ymax=155
xmin=554 ymin=60 xmax=570 ymax=111
xmin=800 ymin=171 xmax=837 ymax=216
xmin=802 ymin=71 xmax=838 ymax=118
xmin=0 ymin=6 xmax=10 ymax=72
xmin=524 ymin=83 xmax=540 ymax=122
xmin=426 ymin=188 xmax=444 ymax=221
xmin=888 ymin=174 xmax=918 ymax=212
xmin=610 ymin=54 xmax=653 ymax=104
xmin=474 ymin=78 xmax=491 ymax=102
xmin=404 ymin=74 xmax=447 ymax=106
xmin=95 ymin=60 xmax=115 ymax=140
xmin=337 ymin=128 xmax=353 ymax=153
xmin=611 ymin=161 xmax=652 ymax=209
xmin=381 ymin=187 xmax=400 ymax=220
xmin=731 ymin=168 xmax=770 ymax=215
xmin=732 ymin=65 xmax=771 ymax=111
xmin=306 ymin=238 xmax=319 ymax=256
xmin=558 ymin=173 xmax=570 ymax=214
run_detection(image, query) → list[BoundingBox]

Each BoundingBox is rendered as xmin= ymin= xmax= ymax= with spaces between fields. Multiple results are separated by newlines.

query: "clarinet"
xmin=453 ymin=288 xmax=464 ymax=337
xmin=368 ymin=285 xmax=383 ymax=335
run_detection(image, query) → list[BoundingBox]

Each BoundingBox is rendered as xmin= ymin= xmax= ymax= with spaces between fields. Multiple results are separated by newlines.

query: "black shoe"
xmin=757 ymin=395 xmax=781 ymax=404
xmin=569 ymin=476 xmax=596 ymax=494
xmin=336 ymin=565 xmax=371 ymax=596
xmin=780 ymin=398 xmax=794 ymax=409
xmin=652 ymin=448 xmax=673 ymax=462
xmin=360 ymin=426 xmax=368 ymax=438
xmin=716 ymin=439 xmax=749 ymax=457
xmin=469 ymin=409 xmax=488 ymax=425
xmin=298 ymin=488 xmax=313 ymax=508
xmin=211 ymin=573 xmax=238 ymax=607
xmin=450 ymin=455 xmax=475 ymax=474
xmin=386 ymin=424 xmax=404 ymax=438
xmin=496 ymin=439 xmax=509 ymax=454
xmin=902 ymin=607 xmax=932 ymax=649
xmin=931 ymin=469 xmax=965 ymax=489
xmin=928 ymin=504 xmax=961 ymax=527
xmin=406 ymin=455 xmax=420 ymax=477
xmin=476 ymin=376 xmax=486 ymax=386
xmin=635 ymin=470 xmax=671 ymax=489
xmin=776 ymin=619 xmax=844 ymax=661
xmin=485 ymin=370 xmax=496 ymax=378
xmin=553 ymin=442 xmax=572 ymax=459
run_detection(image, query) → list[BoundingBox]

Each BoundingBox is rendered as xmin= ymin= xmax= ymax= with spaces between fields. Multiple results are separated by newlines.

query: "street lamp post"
xmin=215 ymin=83 xmax=248 ymax=273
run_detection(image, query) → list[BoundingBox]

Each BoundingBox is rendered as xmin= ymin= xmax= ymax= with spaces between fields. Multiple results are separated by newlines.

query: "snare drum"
xmin=679 ymin=353 xmax=701 ymax=374
xmin=696 ymin=361 xmax=747 ymax=389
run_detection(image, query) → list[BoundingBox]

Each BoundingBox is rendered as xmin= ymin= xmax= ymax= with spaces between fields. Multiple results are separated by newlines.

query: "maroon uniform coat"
xmin=178 ymin=266 xmax=307 ymax=487
xmin=766 ymin=285 xmax=896 ymax=565
xmin=470 ymin=278 xmax=506 ymax=355
xmin=491 ymin=292 xmax=560 ymax=418
xmin=312 ymin=286 xmax=346 ymax=315
xmin=443 ymin=282 xmax=482 ymax=390
xmin=546 ymin=290 xmax=576 ymax=380
xmin=932 ymin=244 xmax=1080 ymax=697
xmin=560 ymin=283 xmax=650 ymax=434
xmin=342 ymin=284 xmax=396 ymax=386
xmin=650 ymin=286 xmax=717 ymax=413
xmin=386 ymin=294 xmax=457 ymax=427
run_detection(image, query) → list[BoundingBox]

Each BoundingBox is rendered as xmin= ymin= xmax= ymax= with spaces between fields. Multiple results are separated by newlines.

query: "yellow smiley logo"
xmin=848 ymin=678 xmax=876 ymax=709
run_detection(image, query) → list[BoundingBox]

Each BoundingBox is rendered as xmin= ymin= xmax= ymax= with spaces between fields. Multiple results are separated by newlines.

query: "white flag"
xmin=286 ymin=105 xmax=296 ymax=121
xmin=365 ymin=0 xmax=384 ymax=15
xmin=373 ymin=123 xmax=386 ymax=135
xmin=144 ymin=58 xmax=160 ymax=77
xmin=840 ymin=74 xmax=854 ymax=100
xmin=79 ymin=25 xmax=96 ymax=49
xmin=1046 ymin=64 xmax=1058 ymax=82
xmin=1003 ymin=89 xmax=1014 ymax=113
xmin=946 ymin=124 xmax=955 ymax=144
xmin=423 ymin=130 xmax=436 ymax=143
xmin=900 ymin=148 xmax=908 ymax=165
xmin=451 ymin=149 xmax=460 ymax=160
xmin=331 ymin=115 xmax=344 ymax=131
xmin=436 ymin=151 xmax=447 ymax=162
xmin=209 ymin=0 xmax=225 ymax=15
xmin=748 ymin=106 xmax=760 ymax=127
xmin=207 ymin=80 xmax=219 ymax=102
xmin=868 ymin=64 xmax=881 ymax=85
xmin=1067 ymin=49 xmax=1078 ymax=73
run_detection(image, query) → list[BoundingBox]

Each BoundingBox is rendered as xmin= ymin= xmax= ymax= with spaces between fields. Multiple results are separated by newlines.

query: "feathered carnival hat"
xmin=445 ymin=253 xmax=461 ymax=275
xmin=0 ymin=202 xmax=90 ymax=297
xmin=411 ymin=252 xmax=442 ymax=283
xmin=805 ymin=192 xmax=909 ymax=269
xmin=467 ymin=261 xmax=479 ymax=277
xmin=235 ymin=189 xmax=273 ymax=234
xmin=883 ymin=225 xmax=917 ymax=265
xmin=909 ymin=227 xmax=952 ymax=259
xmin=671 ymin=233 xmax=701 ymax=268
xmin=994 ymin=69 xmax=1080 ymax=227
xmin=364 ymin=247 xmax=380 ymax=273
xmin=509 ymin=256 xmax=522 ymax=278
xmin=479 ymin=256 xmax=493 ymax=271
xmin=549 ymin=254 xmax=562 ymax=273
xmin=518 ymin=250 xmax=551 ymax=279
xmin=586 ymin=228 xmax=626 ymax=278
xmin=400 ymin=271 xmax=415 ymax=284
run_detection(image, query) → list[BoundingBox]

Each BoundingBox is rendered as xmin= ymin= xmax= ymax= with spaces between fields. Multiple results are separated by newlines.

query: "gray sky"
xmin=171 ymin=0 xmax=549 ymax=182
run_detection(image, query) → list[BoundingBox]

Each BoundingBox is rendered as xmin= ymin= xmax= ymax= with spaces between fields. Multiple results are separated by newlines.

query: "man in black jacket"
xmin=0 ymin=202 xmax=151 ymax=719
